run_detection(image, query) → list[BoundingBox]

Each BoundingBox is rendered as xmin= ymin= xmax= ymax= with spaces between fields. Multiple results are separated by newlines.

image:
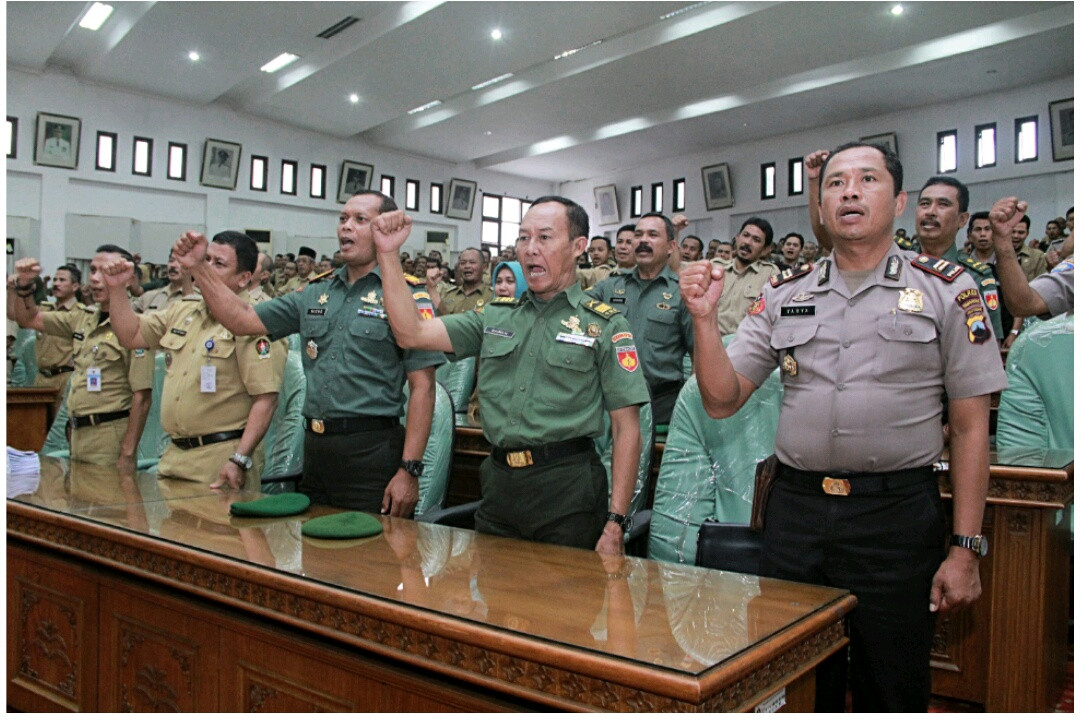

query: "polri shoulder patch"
xmin=582 ymin=298 xmax=619 ymax=319
xmin=770 ymin=263 xmax=814 ymax=288
xmin=911 ymin=254 xmax=964 ymax=282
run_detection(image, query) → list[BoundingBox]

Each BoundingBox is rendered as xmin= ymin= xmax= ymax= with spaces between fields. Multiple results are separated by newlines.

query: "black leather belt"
xmin=69 ymin=409 xmax=130 ymax=429
xmin=303 ymin=416 xmax=397 ymax=435
xmin=171 ymin=429 xmax=245 ymax=450
xmin=40 ymin=365 xmax=75 ymax=377
xmin=777 ymin=462 xmax=934 ymax=496
xmin=492 ymin=437 xmax=593 ymax=469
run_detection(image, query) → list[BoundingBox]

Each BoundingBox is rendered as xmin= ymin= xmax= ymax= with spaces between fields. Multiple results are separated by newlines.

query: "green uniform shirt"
xmin=441 ymin=283 xmax=650 ymax=448
xmin=899 ymin=238 xmax=1003 ymax=340
xmin=585 ymin=265 xmax=693 ymax=388
xmin=255 ymin=266 xmax=444 ymax=419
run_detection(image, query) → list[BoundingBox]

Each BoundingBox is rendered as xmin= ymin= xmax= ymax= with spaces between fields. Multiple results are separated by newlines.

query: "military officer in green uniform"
xmin=586 ymin=212 xmax=693 ymax=426
xmin=10 ymin=247 xmax=153 ymax=465
xmin=105 ymin=231 xmax=287 ymax=490
xmin=171 ymin=192 xmax=443 ymax=516
xmin=373 ymin=195 xmax=651 ymax=555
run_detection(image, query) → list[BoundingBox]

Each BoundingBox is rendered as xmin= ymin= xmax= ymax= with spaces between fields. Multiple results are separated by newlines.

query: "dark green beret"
xmin=230 ymin=492 xmax=311 ymax=517
xmin=301 ymin=511 xmax=383 ymax=539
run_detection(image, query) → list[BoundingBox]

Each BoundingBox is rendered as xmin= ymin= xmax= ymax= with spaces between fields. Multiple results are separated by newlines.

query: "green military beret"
xmin=229 ymin=492 xmax=311 ymax=518
xmin=301 ymin=511 xmax=383 ymax=539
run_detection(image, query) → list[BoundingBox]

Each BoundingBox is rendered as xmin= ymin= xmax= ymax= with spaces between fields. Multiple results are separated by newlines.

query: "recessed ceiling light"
xmin=188 ymin=51 xmax=200 ymax=62
xmin=484 ymin=131 xmax=493 ymax=136
xmin=260 ymin=52 xmax=299 ymax=73
xmin=78 ymin=2 xmax=114 ymax=30
xmin=490 ymin=28 xmax=503 ymax=40
xmin=471 ymin=72 xmax=514 ymax=91
xmin=890 ymin=4 xmax=904 ymax=15
xmin=407 ymin=100 xmax=442 ymax=115
xmin=349 ymin=93 xmax=360 ymax=104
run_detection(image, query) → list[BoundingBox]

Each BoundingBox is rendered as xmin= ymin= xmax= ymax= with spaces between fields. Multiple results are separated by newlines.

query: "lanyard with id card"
xmin=86 ymin=344 xmax=102 ymax=391
xmin=201 ymin=338 xmax=216 ymax=393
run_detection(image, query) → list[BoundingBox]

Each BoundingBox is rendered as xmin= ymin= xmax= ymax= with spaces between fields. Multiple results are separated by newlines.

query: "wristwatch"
xmin=400 ymin=459 xmax=424 ymax=477
xmin=606 ymin=511 xmax=633 ymax=532
xmin=950 ymin=533 xmax=988 ymax=558
xmin=229 ymin=452 xmax=254 ymax=471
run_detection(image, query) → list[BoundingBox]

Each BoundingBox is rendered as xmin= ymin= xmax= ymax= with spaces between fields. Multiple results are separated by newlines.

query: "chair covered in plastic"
xmin=9 ymin=328 xmax=38 ymax=387
xmin=435 ymin=356 xmax=476 ymax=427
xmin=996 ymin=314 xmax=1074 ymax=451
xmin=401 ymin=379 xmax=455 ymax=516
xmin=260 ymin=347 xmax=307 ymax=491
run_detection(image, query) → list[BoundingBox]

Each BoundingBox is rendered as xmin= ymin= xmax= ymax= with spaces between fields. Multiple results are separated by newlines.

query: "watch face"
xmin=977 ymin=536 xmax=989 ymax=556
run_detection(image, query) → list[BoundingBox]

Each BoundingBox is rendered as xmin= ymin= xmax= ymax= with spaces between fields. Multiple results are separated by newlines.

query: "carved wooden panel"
xmin=97 ymin=583 xmax=219 ymax=712
xmin=7 ymin=548 xmax=98 ymax=712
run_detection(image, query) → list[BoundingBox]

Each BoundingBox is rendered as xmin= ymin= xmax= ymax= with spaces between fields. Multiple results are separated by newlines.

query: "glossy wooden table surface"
xmin=8 ymin=457 xmax=855 ymax=712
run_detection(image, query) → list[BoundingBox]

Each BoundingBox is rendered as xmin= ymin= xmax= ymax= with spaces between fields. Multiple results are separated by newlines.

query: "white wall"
xmin=561 ymin=77 xmax=1074 ymax=248
xmin=6 ymin=68 xmax=556 ymax=273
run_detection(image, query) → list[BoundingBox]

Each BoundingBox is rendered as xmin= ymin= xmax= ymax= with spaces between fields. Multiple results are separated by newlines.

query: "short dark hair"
xmin=967 ymin=211 xmax=990 ymax=235
xmin=590 ymin=235 xmax=611 ymax=249
xmin=638 ymin=211 xmax=676 ymax=241
xmin=718 ymin=239 xmax=734 ymax=247
xmin=95 ymin=244 xmax=135 ymax=263
xmin=682 ymin=234 xmax=704 ymax=255
xmin=920 ymin=176 xmax=969 ymax=214
xmin=351 ymin=190 xmax=398 ymax=214
xmin=211 ymin=230 xmax=258 ymax=273
xmin=1016 ymin=214 xmax=1031 ymax=230
xmin=739 ymin=217 xmax=774 ymax=247
xmin=782 ymin=232 xmax=805 ymax=249
xmin=458 ymin=247 xmax=483 ymax=262
xmin=818 ymin=141 xmax=904 ymax=197
xmin=530 ymin=195 xmax=589 ymax=240
xmin=56 ymin=263 xmax=81 ymax=284
xmin=617 ymin=224 xmax=637 ymax=236
xmin=286 ymin=253 xmax=295 ymax=261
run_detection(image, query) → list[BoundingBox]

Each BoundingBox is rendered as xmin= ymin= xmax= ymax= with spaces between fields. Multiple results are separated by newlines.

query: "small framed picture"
xmin=200 ymin=138 xmax=242 ymax=190
xmin=337 ymin=160 xmax=374 ymax=203
xmin=860 ymin=132 xmax=899 ymax=156
xmin=1049 ymin=98 xmax=1073 ymax=162
xmin=701 ymin=163 xmax=734 ymax=211
xmin=593 ymin=184 xmax=620 ymax=226
xmin=34 ymin=112 xmax=81 ymax=169
xmin=446 ymin=178 xmax=478 ymax=221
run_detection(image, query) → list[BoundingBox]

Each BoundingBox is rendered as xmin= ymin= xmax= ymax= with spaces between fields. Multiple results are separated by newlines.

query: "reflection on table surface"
xmin=10 ymin=456 xmax=847 ymax=676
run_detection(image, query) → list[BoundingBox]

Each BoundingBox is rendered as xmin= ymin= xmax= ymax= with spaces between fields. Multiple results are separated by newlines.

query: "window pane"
xmin=251 ymin=157 xmax=266 ymax=190
xmin=281 ymin=161 xmax=296 ymax=194
xmin=521 ymin=201 xmax=531 ymax=217
xmin=673 ymin=179 xmax=685 ymax=211
xmin=790 ymin=159 xmax=803 ymax=194
xmin=937 ymin=131 xmax=957 ymax=173
xmin=430 ymin=183 xmax=443 ymax=213
xmin=976 ymin=125 xmax=996 ymax=168
xmin=631 ymin=187 xmax=642 ymax=217
xmin=501 ymin=222 xmax=519 ymax=245
xmin=405 ymin=179 xmax=419 ymax=211
xmin=310 ymin=165 xmax=325 ymax=198
xmin=96 ymin=132 xmax=115 ymax=170
xmin=133 ymin=138 xmax=151 ymax=175
xmin=482 ymin=194 xmax=501 ymax=219
xmin=482 ymin=220 xmax=500 ymax=245
xmin=168 ymin=143 xmax=186 ymax=179
xmin=502 ymin=196 xmax=521 ymax=222
xmin=761 ymin=163 xmax=775 ymax=199
xmin=1017 ymin=119 xmax=1037 ymax=162
xmin=7 ymin=117 xmax=16 ymax=159
xmin=651 ymin=183 xmax=663 ymax=213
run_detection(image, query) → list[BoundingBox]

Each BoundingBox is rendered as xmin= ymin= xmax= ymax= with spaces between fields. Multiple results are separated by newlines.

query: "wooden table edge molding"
xmin=8 ymin=502 xmax=855 ymax=712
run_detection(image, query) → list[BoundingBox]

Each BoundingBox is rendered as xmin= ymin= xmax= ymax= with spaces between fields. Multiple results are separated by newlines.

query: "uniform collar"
xmin=523 ymin=281 xmax=584 ymax=308
xmin=630 ymin=263 xmax=678 ymax=286
xmin=815 ymin=245 xmax=907 ymax=296
xmin=55 ymin=296 xmax=77 ymax=311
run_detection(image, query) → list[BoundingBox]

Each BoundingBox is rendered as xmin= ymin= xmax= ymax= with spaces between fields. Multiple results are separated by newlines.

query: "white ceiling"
xmin=7 ymin=1 xmax=1074 ymax=183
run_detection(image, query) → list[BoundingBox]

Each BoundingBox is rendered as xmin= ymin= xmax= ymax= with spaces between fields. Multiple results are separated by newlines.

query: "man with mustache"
xmin=586 ymin=212 xmax=694 ymax=426
xmin=23 ymin=263 xmax=81 ymax=410
xmin=711 ymin=217 xmax=779 ymax=335
xmin=133 ymin=251 xmax=192 ymax=313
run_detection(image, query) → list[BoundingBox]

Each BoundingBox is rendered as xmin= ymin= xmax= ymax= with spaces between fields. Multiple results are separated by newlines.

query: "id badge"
xmin=201 ymin=364 xmax=216 ymax=393
xmin=86 ymin=367 xmax=102 ymax=392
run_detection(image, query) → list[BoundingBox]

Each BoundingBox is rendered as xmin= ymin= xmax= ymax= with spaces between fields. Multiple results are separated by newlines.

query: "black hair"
xmin=967 ymin=211 xmax=990 ymax=235
xmin=782 ymin=232 xmax=805 ymax=250
xmin=818 ymin=141 xmax=904 ymax=197
xmin=95 ymin=244 xmax=135 ymax=263
xmin=56 ymin=263 xmax=82 ymax=284
xmin=681 ymin=234 xmax=704 ymax=255
xmin=530 ymin=195 xmax=589 ymax=240
xmin=739 ymin=217 xmax=774 ymax=247
xmin=590 ymin=235 xmax=611 ymax=249
xmin=211 ymin=230 xmax=258 ymax=274
xmin=920 ymin=176 xmax=969 ymax=214
xmin=1016 ymin=214 xmax=1031 ymax=230
xmin=617 ymin=224 xmax=637 ymax=236
xmin=639 ymin=211 xmax=676 ymax=242
xmin=352 ymin=190 xmax=398 ymax=214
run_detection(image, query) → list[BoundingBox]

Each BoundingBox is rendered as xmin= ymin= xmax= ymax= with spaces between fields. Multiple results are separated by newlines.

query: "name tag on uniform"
xmin=781 ymin=305 xmax=816 ymax=317
xmin=86 ymin=367 xmax=101 ymax=392
xmin=307 ymin=308 xmax=326 ymax=316
xmin=201 ymin=365 xmax=216 ymax=393
xmin=483 ymin=326 xmax=514 ymax=338
xmin=73 ymin=332 xmax=85 ymax=341
xmin=609 ymin=297 xmax=625 ymax=304
xmin=555 ymin=332 xmax=596 ymax=348
xmin=170 ymin=328 xmax=187 ymax=336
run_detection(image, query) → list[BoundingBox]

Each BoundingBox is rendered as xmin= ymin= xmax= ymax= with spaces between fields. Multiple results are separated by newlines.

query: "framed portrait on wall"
xmin=1049 ymin=98 xmax=1073 ymax=161
xmin=701 ymin=163 xmax=734 ymax=211
xmin=34 ymin=112 xmax=81 ymax=169
xmin=593 ymin=184 xmax=620 ymax=226
xmin=446 ymin=178 xmax=478 ymax=221
xmin=859 ymin=132 xmax=899 ymax=156
xmin=200 ymin=138 xmax=242 ymax=190
xmin=337 ymin=160 xmax=374 ymax=202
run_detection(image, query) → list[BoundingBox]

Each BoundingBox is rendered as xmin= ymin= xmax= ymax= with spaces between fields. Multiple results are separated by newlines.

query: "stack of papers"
xmin=7 ymin=447 xmax=41 ymax=497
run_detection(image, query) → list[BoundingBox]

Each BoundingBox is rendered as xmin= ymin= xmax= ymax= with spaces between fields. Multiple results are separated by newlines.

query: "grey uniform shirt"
xmin=1030 ymin=258 xmax=1074 ymax=317
xmin=727 ymin=247 xmax=1007 ymax=473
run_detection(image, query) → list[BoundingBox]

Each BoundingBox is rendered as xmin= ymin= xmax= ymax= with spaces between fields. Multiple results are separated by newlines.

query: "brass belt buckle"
xmin=822 ymin=477 xmax=851 ymax=496
xmin=310 ymin=419 xmax=325 ymax=434
xmin=506 ymin=450 xmax=533 ymax=468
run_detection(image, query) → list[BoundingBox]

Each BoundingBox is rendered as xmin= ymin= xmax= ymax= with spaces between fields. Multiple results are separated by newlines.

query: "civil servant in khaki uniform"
xmin=133 ymin=251 xmax=191 ymax=313
xmin=105 ymin=231 xmax=287 ymax=490
xmin=989 ymin=196 xmax=1074 ymax=321
xmin=31 ymin=265 xmax=81 ymax=406
xmin=712 ymin=217 xmax=779 ymax=335
xmin=9 ymin=246 xmax=154 ymax=465
xmin=680 ymin=142 xmax=1007 ymax=712
xmin=171 ymin=192 xmax=443 ymax=516
xmin=373 ymin=195 xmax=650 ymax=555
xmin=437 ymin=248 xmax=492 ymax=315
xmin=586 ymin=212 xmax=693 ymax=427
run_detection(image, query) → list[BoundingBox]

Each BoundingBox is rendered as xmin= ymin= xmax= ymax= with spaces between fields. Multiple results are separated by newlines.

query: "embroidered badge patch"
xmin=256 ymin=338 xmax=271 ymax=358
xmin=616 ymin=345 xmax=639 ymax=372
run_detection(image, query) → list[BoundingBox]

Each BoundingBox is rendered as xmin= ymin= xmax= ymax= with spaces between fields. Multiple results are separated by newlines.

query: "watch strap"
xmin=606 ymin=511 xmax=632 ymax=532
xmin=950 ymin=533 xmax=988 ymax=557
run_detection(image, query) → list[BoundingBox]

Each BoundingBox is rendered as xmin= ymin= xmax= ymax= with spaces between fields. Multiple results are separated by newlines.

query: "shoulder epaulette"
xmin=489 ymin=296 xmax=521 ymax=305
xmin=404 ymin=273 xmax=423 ymax=285
xmin=911 ymin=254 xmax=964 ymax=282
xmin=769 ymin=263 xmax=814 ymax=288
xmin=957 ymin=255 xmax=990 ymax=274
xmin=582 ymin=298 xmax=619 ymax=319
xmin=307 ymin=269 xmax=334 ymax=284
xmin=76 ymin=303 xmax=94 ymax=312
xmin=896 ymin=237 xmax=918 ymax=251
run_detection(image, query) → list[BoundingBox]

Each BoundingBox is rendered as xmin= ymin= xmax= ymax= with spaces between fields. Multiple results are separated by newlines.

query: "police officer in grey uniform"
xmin=681 ymin=142 xmax=1007 ymax=712
xmin=989 ymin=196 xmax=1074 ymax=320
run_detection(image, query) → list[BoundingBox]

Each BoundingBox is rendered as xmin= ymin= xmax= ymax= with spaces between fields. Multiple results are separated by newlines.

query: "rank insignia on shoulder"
xmin=308 ymin=269 xmax=334 ymax=283
xmin=911 ymin=255 xmax=964 ymax=282
xmin=403 ymin=274 xmax=422 ymax=285
xmin=490 ymin=296 xmax=520 ymax=305
xmin=583 ymin=298 xmax=618 ymax=318
xmin=770 ymin=263 xmax=813 ymax=288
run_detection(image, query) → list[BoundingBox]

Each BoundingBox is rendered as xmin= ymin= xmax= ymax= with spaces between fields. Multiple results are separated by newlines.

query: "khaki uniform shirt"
xmin=255 ymin=266 xmax=444 ymax=419
xmin=138 ymin=292 xmax=286 ymax=438
xmin=133 ymin=284 xmax=189 ymax=314
xmin=248 ymin=284 xmax=275 ymax=305
xmin=442 ymin=284 xmax=651 ymax=448
xmin=586 ymin=265 xmax=693 ymax=388
xmin=281 ymin=272 xmax=317 ymax=295
xmin=437 ymin=283 xmax=494 ymax=316
xmin=1016 ymin=246 xmax=1048 ymax=282
xmin=728 ymin=248 xmax=1007 ymax=472
xmin=41 ymin=305 xmax=155 ymax=416
xmin=35 ymin=297 xmax=78 ymax=370
xmin=713 ymin=258 xmax=779 ymax=335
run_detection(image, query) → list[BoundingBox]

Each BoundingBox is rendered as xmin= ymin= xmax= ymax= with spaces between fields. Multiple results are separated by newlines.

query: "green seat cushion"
xmin=301 ymin=511 xmax=382 ymax=539
xmin=230 ymin=492 xmax=311 ymax=517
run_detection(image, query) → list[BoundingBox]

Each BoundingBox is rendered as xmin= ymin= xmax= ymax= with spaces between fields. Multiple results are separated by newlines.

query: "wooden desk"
xmin=8 ymin=458 xmax=855 ymax=713
xmin=6 ymin=386 xmax=60 ymax=451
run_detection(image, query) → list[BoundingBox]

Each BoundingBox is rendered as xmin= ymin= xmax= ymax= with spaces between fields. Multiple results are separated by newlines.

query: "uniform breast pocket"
xmin=645 ymin=307 xmax=677 ymax=344
xmin=478 ymin=334 xmax=520 ymax=396
xmin=157 ymin=332 xmax=189 ymax=368
xmin=769 ymin=322 xmax=818 ymax=386
xmin=205 ymin=337 xmax=237 ymax=360
xmin=873 ymin=313 xmax=940 ymax=383
xmin=348 ymin=316 xmax=389 ymax=342
xmin=300 ymin=316 xmax=330 ymax=341
xmin=539 ymin=341 xmax=595 ymax=408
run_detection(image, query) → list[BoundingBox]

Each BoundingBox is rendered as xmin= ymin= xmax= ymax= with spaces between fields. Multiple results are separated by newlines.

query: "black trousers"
xmin=475 ymin=449 xmax=608 ymax=549
xmin=300 ymin=424 xmax=405 ymax=513
xmin=759 ymin=471 xmax=946 ymax=712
